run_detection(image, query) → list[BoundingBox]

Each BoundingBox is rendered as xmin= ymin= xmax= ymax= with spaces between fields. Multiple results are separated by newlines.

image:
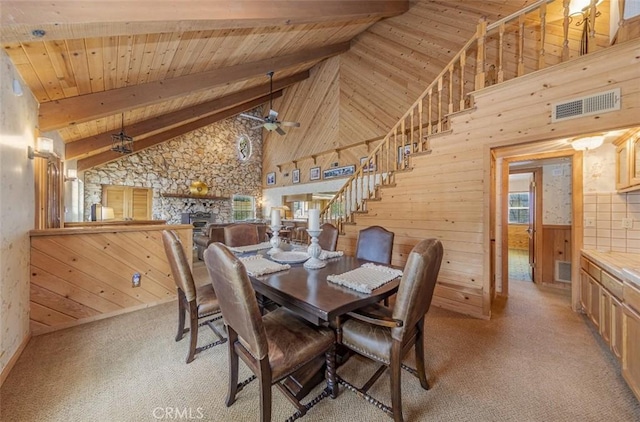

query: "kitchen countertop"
xmin=582 ymin=249 xmax=640 ymax=288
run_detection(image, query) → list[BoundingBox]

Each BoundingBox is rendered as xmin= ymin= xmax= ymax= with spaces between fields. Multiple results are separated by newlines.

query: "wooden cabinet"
xmin=589 ymin=277 xmax=601 ymax=329
xmin=582 ymin=252 xmax=640 ymax=400
xmin=102 ymin=185 xmax=152 ymax=220
xmin=580 ymin=269 xmax=590 ymax=312
xmin=622 ymin=303 xmax=640 ymax=400
xmin=616 ymin=139 xmax=630 ymax=190
xmin=612 ymin=295 xmax=624 ymax=361
xmin=614 ymin=130 xmax=640 ymax=192
xmin=623 ymin=281 xmax=640 ymax=400
xmin=601 ymin=288 xmax=612 ymax=346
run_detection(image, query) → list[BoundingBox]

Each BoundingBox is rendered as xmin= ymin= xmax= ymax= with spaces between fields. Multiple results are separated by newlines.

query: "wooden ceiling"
xmin=1 ymin=1 xmax=408 ymax=169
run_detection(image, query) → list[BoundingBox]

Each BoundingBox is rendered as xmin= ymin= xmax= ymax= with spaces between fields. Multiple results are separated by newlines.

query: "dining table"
xmin=239 ymin=247 xmax=401 ymax=400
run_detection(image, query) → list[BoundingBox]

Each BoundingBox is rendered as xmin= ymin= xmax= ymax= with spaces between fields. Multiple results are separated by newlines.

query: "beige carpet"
xmin=2 ymin=277 xmax=639 ymax=421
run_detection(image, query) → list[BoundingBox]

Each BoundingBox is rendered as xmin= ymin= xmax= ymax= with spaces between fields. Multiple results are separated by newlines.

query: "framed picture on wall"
xmin=292 ymin=168 xmax=300 ymax=184
xmin=397 ymin=143 xmax=417 ymax=164
xmin=266 ymin=172 xmax=276 ymax=186
xmin=323 ymin=165 xmax=356 ymax=179
xmin=360 ymin=156 xmax=376 ymax=172
xmin=310 ymin=167 xmax=321 ymax=181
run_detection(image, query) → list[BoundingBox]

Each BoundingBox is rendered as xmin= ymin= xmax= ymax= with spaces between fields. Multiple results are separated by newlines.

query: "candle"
xmin=308 ymin=208 xmax=320 ymax=231
xmin=271 ymin=209 xmax=281 ymax=227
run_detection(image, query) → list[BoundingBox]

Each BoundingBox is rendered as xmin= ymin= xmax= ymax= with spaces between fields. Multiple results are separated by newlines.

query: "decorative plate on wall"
xmin=237 ymin=134 xmax=252 ymax=161
xmin=189 ymin=181 xmax=209 ymax=196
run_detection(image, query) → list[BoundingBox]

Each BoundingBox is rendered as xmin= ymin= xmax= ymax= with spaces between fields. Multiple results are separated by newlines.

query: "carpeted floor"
xmin=2 ymin=275 xmax=639 ymax=421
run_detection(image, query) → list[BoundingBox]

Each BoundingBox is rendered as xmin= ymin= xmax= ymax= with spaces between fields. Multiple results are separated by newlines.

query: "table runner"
xmin=327 ymin=263 xmax=403 ymax=294
xmin=239 ymin=255 xmax=291 ymax=277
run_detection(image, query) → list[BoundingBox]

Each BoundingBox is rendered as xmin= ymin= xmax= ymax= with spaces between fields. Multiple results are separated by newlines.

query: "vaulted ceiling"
xmin=1 ymin=1 xmax=409 ymax=169
xmin=2 ymin=0 xmax=560 ymax=171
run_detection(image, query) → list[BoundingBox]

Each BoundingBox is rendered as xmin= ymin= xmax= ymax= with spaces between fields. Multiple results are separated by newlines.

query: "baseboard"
xmin=0 ymin=331 xmax=31 ymax=387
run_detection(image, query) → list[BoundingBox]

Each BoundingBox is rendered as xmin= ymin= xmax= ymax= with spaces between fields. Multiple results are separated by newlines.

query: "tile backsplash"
xmin=583 ymin=192 xmax=640 ymax=253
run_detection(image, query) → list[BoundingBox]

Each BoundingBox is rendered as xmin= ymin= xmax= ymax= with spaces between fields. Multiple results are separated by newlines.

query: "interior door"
xmin=527 ymin=175 xmax=536 ymax=282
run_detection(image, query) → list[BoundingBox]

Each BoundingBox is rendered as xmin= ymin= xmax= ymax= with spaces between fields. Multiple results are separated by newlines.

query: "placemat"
xmin=319 ymin=250 xmax=344 ymax=260
xmin=227 ymin=242 xmax=272 ymax=254
xmin=239 ymin=255 xmax=291 ymax=277
xmin=327 ymin=263 xmax=403 ymax=294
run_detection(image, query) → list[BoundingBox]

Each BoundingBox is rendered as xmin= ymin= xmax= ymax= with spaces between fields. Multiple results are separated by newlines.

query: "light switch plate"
xmin=622 ymin=217 xmax=633 ymax=229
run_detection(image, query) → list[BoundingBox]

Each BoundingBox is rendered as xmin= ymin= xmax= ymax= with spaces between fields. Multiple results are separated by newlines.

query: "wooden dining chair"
xmin=162 ymin=230 xmax=226 ymax=364
xmin=204 ymin=242 xmax=337 ymax=422
xmin=224 ymin=223 xmax=259 ymax=247
xmin=356 ymin=225 xmax=394 ymax=264
xmin=338 ymin=238 xmax=443 ymax=422
xmin=317 ymin=223 xmax=339 ymax=251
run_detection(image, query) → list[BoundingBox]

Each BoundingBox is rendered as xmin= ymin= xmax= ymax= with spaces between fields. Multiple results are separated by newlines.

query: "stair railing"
xmin=321 ymin=0 xmax=602 ymax=230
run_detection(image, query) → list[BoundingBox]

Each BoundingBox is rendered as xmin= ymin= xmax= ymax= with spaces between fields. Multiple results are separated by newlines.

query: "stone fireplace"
xmin=181 ymin=211 xmax=214 ymax=233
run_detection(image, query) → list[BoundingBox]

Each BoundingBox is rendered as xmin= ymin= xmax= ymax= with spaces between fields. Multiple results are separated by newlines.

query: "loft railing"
xmin=321 ymin=0 xmax=605 ymax=229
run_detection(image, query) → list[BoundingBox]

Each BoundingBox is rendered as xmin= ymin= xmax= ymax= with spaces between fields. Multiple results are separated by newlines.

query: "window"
xmin=232 ymin=195 xmax=255 ymax=221
xmin=292 ymin=201 xmax=309 ymax=219
xmin=508 ymin=192 xmax=529 ymax=224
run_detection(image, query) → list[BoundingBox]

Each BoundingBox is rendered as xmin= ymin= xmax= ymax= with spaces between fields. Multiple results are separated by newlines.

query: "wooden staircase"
xmin=317 ymin=0 xmax=621 ymax=318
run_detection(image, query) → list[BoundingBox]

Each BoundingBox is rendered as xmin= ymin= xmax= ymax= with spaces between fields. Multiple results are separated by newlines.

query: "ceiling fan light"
xmin=264 ymin=122 xmax=278 ymax=131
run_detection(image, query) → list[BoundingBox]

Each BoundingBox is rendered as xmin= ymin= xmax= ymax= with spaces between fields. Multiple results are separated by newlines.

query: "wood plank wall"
xmin=336 ymin=41 xmax=640 ymax=318
xmin=29 ymin=224 xmax=192 ymax=334
xmin=508 ymin=224 xmax=529 ymax=250
xmin=541 ymin=225 xmax=572 ymax=286
xmin=263 ymin=0 xmax=611 ymax=184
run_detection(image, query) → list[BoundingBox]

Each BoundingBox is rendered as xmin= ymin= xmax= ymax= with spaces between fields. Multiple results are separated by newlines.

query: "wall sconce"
xmin=28 ymin=137 xmax=57 ymax=160
xmin=571 ymin=135 xmax=604 ymax=151
xmin=12 ymin=79 xmax=23 ymax=97
xmin=65 ymin=168 xmax=78 ymax=181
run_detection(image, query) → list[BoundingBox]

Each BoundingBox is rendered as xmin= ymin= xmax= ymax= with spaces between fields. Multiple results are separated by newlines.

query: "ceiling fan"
xmin=240 ymin=71 xmax=300 ymax=136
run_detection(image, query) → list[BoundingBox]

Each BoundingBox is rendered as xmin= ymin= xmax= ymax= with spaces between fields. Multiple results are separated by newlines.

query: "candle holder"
xmin=304 ymin=229 xmax=326 ymax=269
xmin=267 ymin=225 xmax=283 ymax=255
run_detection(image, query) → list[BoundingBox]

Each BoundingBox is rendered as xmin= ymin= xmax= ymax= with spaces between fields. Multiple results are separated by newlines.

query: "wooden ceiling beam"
xmin=76 ymin=91 xmax=282 ymax=171
xmin=0 ymin=1 xmax=408 ymax=43
xmin=38 ymin=42 xmax=349 ymax=131
xmin=65 ymin=70 xmax=309 ymax=160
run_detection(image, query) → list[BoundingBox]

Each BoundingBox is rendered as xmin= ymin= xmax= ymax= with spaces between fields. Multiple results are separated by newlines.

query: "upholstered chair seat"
xmin=262 ymin=307 xmax=334 ymax=381
xmin=195 ymin=284 xmax=220 ymax=316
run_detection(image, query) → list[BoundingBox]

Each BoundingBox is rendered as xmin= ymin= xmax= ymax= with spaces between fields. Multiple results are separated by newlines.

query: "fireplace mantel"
xmin=161 ymin=193 xmax=229 ymax=200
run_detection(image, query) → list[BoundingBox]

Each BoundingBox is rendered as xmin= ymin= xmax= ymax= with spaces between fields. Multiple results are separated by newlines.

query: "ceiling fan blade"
xmin=250 ymin=124 xmax=265 ymax=130
xmin=280 ymin=121 xmax=300 ymax=127
xmin=275 ymin=126 xmax=287 ymax=136
xmin=240 ymin=113 xmax=265 ymax=123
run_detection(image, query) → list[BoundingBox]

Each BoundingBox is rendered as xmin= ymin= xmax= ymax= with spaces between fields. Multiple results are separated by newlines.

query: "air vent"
xmin=552 ymin=88 xmax=620 ymax=122
xmin=555 ymin=260 xmax=572 ymax=283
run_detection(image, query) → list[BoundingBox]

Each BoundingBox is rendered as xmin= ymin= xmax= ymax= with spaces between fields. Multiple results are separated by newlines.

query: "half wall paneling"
xmin=29 ymin=225 xmax=192 ymax=334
